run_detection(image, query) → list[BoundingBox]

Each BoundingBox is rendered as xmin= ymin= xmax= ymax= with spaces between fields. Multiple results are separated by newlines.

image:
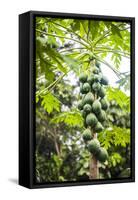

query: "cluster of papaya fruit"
xmin=78 ymin=62 xmax=109 ymax=163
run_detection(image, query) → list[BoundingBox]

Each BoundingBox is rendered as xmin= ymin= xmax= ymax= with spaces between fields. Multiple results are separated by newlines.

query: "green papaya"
xmin=78 ymin=100 xmax=84 ymax=110
xmin=92 ymin=100 xmax=101 ymax=114
xmin=97 ymin=147 xmax=108 ymax=163
xmin=87 ymin=75 xmax=95 ymax=85
xmin=94 ymin=122 xmax=103 ymax=133
xmin=82 ymin=83 xmax=91 ymax=93
xmin=92 ymin=82 xmax=101 ymax=92
xmin=86 ymin=113 xmax=98 ymax=127
xmin=100 ymin=98 xmax=109 ymax=110
xmin=82 ymin=129 xmax=92 ymax=141
xmin=93 ymin=74 xmax=101 ymax=82
xmin=83 ymin=92 xmax=94 ymax=105
xmin=98 ymin=87 xmax=105 ymax=98
xmin=88 ymin=139 xmax=100 ymax=154
xmin=81 ymin=110 xmax=87 ymax=118
xmin=83 ymin=104 xmax=92 ymax=113
xmin=101 ymin=76 xmax=108 ymax=85
xmin=79 ymin=73 xmax=88 ymax=83
xmin=98 ymin=110 xmax=106 ymax=122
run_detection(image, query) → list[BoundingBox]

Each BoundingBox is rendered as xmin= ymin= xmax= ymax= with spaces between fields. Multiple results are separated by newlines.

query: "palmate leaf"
xmin=109 ymin=152 xmax=122 ymax=167
xmin=41 ymin=92 xmax=60 ymax=114
xmin=89 ymin=21 xmax=100 ymax=40
xmin=51 ymin=110 xmax=84 ymax=127
xmin=106 ymin=87 xmax=130 ymax=112
xmin=98 ymin=126 xmax=130 ymax=150
xmin=36 ymin=36 xmax=67 ymax=74
xmin=111 ymin=24 xmax=122 ymax=39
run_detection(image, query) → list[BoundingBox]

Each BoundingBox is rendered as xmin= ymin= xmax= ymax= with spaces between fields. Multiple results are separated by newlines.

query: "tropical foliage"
xmin=35 ymin=16 xmax=131 ymax=182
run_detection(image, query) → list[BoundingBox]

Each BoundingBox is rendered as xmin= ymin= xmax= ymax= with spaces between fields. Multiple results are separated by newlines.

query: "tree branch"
xmin=36 ymin=29 xmax=89 ymax=49
xmin=93 ymin=55 xmax=122 ymax=79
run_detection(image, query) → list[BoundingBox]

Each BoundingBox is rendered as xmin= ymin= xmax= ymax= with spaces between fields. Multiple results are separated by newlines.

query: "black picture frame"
xmin=19 ymin=10 xmax=135 ymax=189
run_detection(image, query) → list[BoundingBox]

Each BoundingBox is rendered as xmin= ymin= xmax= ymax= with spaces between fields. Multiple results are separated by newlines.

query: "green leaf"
xmin=98 ymin=126 xmax=130 ymax=150
xmin=111 ymin=24 xmax=122 ymax=39
xmin=89 ymin=21 xmax=100 ymax=40
xmin=106 ymin=87 xmax=130 ymax=112
xmin=41 ymin=92 xmax=60 ymax=114
xmin=51 ymin=110 xmax=84 ymax=127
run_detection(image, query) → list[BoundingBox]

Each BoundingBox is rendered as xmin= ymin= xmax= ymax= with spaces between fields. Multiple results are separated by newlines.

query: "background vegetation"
xmin=35 ymin=17 xmax=131 ymax=183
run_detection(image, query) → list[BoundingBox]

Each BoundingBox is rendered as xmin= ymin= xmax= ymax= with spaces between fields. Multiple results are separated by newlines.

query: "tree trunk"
xmin=89 ymin=133 xmax=99 ymax=179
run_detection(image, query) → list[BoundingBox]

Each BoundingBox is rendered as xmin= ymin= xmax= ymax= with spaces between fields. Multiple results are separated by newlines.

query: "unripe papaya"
xmin=94 ymin=122 xmax=103 ymax=133
xmin=88 ymin=139 xmax=100 ymax=154
xmin=86 ymin=113 xmax=98 ymax=127
xmin=79 ymin=73 xmax=88 ymax=83
xmin=82 ymin=129 xmax=92 ymax=141
xmin=100 ymin=98 xmax=109 ymax=110
xmin=101 ymin=76 xmax=109 ymax=85
xmin=78 ymin=100 xmax=84 ymax=110
xmin=97 ymin=147 xmax=108 ymax=163
xmin=92 ymin=100 xmax=102 ymax=114
xmin=81 ymin=110 xmax=87 ymax=118
xmin=92 ymin=82 xmax=101 ymax=92
xmin=93 ymin=74 xmax=102 ymax=82
xmin=83 ymin=92 xmax=94 ymax=105
xmin=83 ymin=104 xmax=92 ymax=113
xmin=87 ymin=75 xmax=95 ymax=85
xmin=82 ymin=83 xmax=91 ymax=93
xmin=98 ymin=87 xmax=105 ymax=98
xmin=98 ymin=110 xmax=106 ymax=122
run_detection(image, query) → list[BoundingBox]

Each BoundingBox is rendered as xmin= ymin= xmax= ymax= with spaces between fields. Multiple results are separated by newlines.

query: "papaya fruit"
xmin=82 ymin=129 xmax=92 ymax=141
xmin=86 ymin=113 xmax=97 ymax=127
xmin=98 ymin=110 xmax=106 ymax=122
xmin=98 ymin=87 xmax=105 ymax=98
xmin=97 ymin=147 xmax=108 ymax=163
xmin=83 ymin=104 xmax=92 ymax=113
xmin=78 ymin=100 xmax=84 ymax=110
xmin=81 ymin=110 xmax=87 ymax=118
xmin=82 ymin=83 xmax=91 ymax=93
xmin=94 ymin=122 xmax=103 ymax=133
xmin=92 ymin=82 xmax=101 ymax=92
xmin=79 ymin=73 xmax=88 ymax=83
xmin=83 ymin=92 xmax=94 ymax=105
xmin=100 ymin=98 xmax=109 ymax=110
xmin=87 ymin=75 xmax=95 ymax=85
xmin=101 ymin=76 xmax=108 ymax=85
xmin=93 ymin=74 xmax=101 ymax=82
xmin=92 ymin=100 xmax=102 ymax=114
xmin=88 ymin=139 xmax=100 ymax=154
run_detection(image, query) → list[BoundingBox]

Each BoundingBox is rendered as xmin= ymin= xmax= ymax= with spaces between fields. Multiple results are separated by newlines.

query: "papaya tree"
xmin=35 ymin=17 xmax=131 ymax=181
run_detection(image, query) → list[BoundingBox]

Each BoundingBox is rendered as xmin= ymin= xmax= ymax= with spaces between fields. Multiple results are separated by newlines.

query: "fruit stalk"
xmin=89 ymin=133 xmax=99 ymax=179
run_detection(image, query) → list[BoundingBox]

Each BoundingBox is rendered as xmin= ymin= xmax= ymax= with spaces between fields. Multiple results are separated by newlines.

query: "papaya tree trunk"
xmin=89 ymin=133 xmax=99 ymax=179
